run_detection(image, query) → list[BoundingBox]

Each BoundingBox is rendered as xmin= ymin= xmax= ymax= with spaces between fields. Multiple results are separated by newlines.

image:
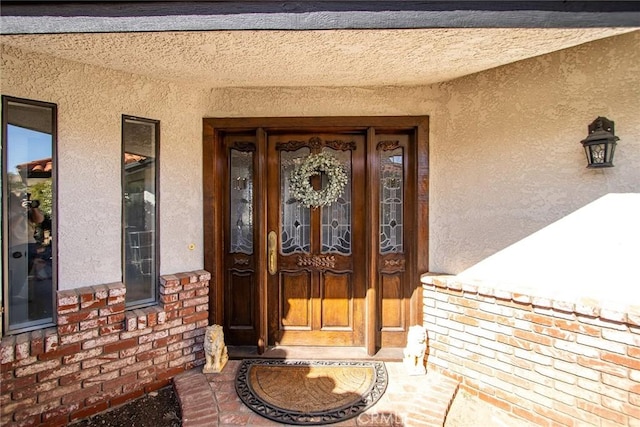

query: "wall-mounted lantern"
xmin=580 ymin=117 xmax=619 ymax=168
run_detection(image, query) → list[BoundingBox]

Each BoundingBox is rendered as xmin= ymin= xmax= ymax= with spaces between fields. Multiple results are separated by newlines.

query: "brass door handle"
xmin=268 ymin=231 xmax=277 ymax=275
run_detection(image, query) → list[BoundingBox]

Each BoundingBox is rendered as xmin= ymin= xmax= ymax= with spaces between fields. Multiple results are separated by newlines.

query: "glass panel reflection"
xmin=4 ymin=99 xmax=55 ymax=330
xmin=229 ymin=149 xmax=254 ymax=254
xmin=321 ymin=148 xmax=351 ymax=254
xmin=380 ymin=148 xmax=404 ymax=254
xmin=123 ymin=116 xmax=158 ymax=307
xmin=281 ymin=148 xmax=311 ymax=254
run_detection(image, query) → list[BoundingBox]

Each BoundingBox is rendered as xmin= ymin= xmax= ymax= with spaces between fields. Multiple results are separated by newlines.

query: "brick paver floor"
xmin=174 ymin=360 xmax=460 ymax=427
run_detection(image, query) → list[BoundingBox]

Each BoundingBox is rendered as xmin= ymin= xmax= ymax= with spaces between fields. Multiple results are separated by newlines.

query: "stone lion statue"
xmin=203 ymin=324 xmax=228 ymax=374
xmin=403 ymin=325 xmax=427 ymax=375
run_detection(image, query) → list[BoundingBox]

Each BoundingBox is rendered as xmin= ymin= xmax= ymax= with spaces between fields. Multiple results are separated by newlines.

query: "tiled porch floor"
xmin=174 ymin=352 xmax=460 ymax=427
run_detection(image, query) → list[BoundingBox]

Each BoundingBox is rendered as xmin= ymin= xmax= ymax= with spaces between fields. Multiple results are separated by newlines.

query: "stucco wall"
xmin=432 ymin=31 xmax=640 ymax=303
xmin=1 ymin=45 xmax=208 ymax=289
xmin=2 ymin=31 xmax=638 ymax=299
xmin=207 ymin=31 xmax=640 ymax=304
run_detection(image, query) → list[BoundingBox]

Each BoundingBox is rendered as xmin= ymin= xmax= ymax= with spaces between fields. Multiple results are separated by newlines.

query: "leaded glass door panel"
xmin=267 ymin=134 xmax=366 ymax=346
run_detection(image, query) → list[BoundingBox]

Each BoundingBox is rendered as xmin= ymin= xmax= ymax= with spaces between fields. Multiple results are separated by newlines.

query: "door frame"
xmin=203 ymin=116 xmax=429 ymax=355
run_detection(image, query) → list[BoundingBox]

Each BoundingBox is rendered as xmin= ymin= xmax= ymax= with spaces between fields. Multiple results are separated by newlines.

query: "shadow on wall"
xmin=456 ymin=193 xmax=640 ymax=306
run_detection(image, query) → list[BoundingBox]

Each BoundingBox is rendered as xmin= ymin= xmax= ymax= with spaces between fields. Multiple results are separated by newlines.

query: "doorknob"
xmin=268 ymin=231 xmax=277 ymax=275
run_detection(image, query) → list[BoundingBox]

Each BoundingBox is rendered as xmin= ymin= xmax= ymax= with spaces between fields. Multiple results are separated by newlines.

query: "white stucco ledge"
xmin=421 ymin=272 xmax=640 ymax=327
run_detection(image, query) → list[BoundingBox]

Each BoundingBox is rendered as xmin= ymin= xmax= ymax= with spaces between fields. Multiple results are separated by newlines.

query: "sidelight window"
xmin=2 ymin=96 xmax=57 ymax=333
xmin=122 ymin=115 xmax=159 ymax=307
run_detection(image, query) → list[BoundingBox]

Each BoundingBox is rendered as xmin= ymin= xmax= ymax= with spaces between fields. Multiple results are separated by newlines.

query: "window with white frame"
xmin=2 ymin=96 xmax=57 ymax=334
xmin=122 ymin=115 xmax=159 ymax=307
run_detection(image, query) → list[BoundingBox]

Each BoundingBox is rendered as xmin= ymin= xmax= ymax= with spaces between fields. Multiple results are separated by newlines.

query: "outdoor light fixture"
xmin=580 ymin=116 xmax=619 ymax=168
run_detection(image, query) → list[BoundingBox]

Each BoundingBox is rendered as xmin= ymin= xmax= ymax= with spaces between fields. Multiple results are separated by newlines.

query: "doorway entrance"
xmin=203 ymin=117 xmax=428 ymax=355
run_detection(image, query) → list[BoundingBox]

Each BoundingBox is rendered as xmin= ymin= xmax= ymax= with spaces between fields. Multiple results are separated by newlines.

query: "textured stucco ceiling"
xmin=1 ymin=28 xmax=635 ymax=87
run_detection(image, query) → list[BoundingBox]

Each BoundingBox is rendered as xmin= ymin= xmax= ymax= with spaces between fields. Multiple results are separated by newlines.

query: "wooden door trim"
xmin=203 ymin=116 xmax=429 ymax=354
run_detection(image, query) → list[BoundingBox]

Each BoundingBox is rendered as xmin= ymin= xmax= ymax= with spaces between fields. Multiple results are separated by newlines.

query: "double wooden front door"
xmin=204 ymin=117 xmax=428 ymax=354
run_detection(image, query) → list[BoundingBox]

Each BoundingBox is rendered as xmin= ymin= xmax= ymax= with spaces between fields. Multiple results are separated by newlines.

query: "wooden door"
xmin=266 ymin=134 xmax=366 ymax=346
xmin=205 ymin=117 xmax=428 ymax=354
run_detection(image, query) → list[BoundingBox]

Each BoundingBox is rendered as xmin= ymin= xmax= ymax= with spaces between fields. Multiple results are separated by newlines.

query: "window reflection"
xmin=122 ymin=116 xmax=158 ymax=307
xmin=3 ymin=97 xmax=56 ymax=331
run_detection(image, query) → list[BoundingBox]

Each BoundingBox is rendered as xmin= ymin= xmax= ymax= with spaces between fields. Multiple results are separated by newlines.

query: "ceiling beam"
xmin=2 ymin=1 xmax=640 ymax=34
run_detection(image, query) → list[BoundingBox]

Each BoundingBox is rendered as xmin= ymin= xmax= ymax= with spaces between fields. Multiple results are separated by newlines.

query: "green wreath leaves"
xmin=290 ymin=152 xmax=348 ymax=208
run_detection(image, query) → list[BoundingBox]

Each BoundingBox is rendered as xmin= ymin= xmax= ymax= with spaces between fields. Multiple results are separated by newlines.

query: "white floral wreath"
xmin=290 ymin=152 xmax=348 ymax=208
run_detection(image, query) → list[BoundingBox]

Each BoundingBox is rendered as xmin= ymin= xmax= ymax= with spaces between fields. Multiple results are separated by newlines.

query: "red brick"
xmin=57 ymin=310 xmax=98 ymax=325
xmin=102 ymin=372 xmax=137 ymax=391
xmin=512 ymin=330 xmax=552 ymax=346
xmin=601 ymin=352 xmax=640 ymax=370
xmin=11 ymin=378 xmax=57 ymax=400
xmin=178 ymin=306 xmax=196 ymax=318
xmin=14 ymin=399 xmax=61 ymax=421
xmin=39 ymin=342 xmax=81 ymax=361
xmin=157 ymin=366 xmax=184 ymax=381
xmin=1 ymin=373 xmax=36 ymax=394
xmin=63 ymin=347 xmax=103 ymax=365
xmin=59 ymin=366 xmax=101 ymax=386
xmin=79 ymin=317 xmax=108 ymax=331
xmin=81 ymin=298 xmax=106 ymax=310
xmin=38 ymin=382 xmax=83 ymax=404
xmin=69 ymin=401 xmax=109 ymax=422
xmin=136 ymin=347 xmax=167 ymax=362
xmin=57 ymin=289 xmax=79 ymax=307
xmin=182 ymin=296 xmax=209 ymax=308
xmin=83 ymin=370 xmax=120 ymax=387
xmin=99 ymin=303 xmax=125 ymax=317
xmin=513 ymin=405 xmax=552 ymax=426
xmin=578 ymin=399 xmax=627 ymax=424
xmin=183 ymin=328 xmax=205 ymax=340
xmin=121 ymin=359 xmax=154 ymax=376
xmin=0 ymin=336 xmax=16 ymax=364
xmin=42 ymin=402 xmax=81 ymax=423
xmin=111 ymin=388 xmax=145 ymax=407
xmin=107 ymin=295 xmax=126 ymax=306
xmin=106 ymin=283 xmax=126 ymax=297
xmin=120 ymin=342 xmax=153 ymax=358
xmin=31 ymin=330 xmax=44 ymax=356
xmin=554 ymin=319 xmax=600 ymax=336
xmin=82 ymin=333 xmax=120 ymax=349
xmin=14 ymin=334 xmax=31 ymax=361
xmin=160 ymin=293 xmax=179 ymax=304
xmin=100 ymin=355 xmax=135 ymax=374
xmin=103 ymin=337 xmax=137 ymax=355
xmin=44 ymin=328 xmax=59 ymax=353
xmin=183 ymin=311 xmax=209 ymax=324
xmin=176 ymin=272 xmax=194 ymax=285
xmin=162 ymin=301 xmax=181 ymax=312
xmin=61 ymin=384 xmax=101 ymax=405
xmin=178 ymin=289 xmax=196 ymax=300
xmin=38 ymin=361 xmax=80 ymax=382
xmin=15 ymin=359 xmax=60 ymax=377
xmin=99 ymin=323 xmax=125 ymax=335
xmin=144 ymin=378 xmax=171 ymax=393
xmin=57 ymin=323 xmax=80 ymax=335
xmin=85 ymin=387 xmax=122 ymax=406
xmin=107 ymin=312 xmax=126 ymax=324
xmin=57 ymin=303 xmax=80 ymax=315
xmin=146 ymin=311 xmax=158 ymax=327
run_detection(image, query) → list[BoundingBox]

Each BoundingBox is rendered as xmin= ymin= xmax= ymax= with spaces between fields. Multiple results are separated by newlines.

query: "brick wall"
xmin=423 ymin=275 xmax=640 ymax=426
xmin=1 ymin=270 xmax=210 ymax=427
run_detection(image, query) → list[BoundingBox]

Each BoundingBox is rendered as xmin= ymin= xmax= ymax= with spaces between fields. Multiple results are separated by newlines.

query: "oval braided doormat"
xmin=235 ymin=359 xmax=388 ymax=425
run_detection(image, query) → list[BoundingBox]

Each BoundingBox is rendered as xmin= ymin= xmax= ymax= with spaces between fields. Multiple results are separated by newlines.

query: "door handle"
xmin=268 ymin=231 xmax=277 ymax=275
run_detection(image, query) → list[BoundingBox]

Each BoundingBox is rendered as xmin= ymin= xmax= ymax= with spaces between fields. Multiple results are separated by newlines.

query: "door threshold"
xmin=228 ymin=345 xmax=404 ymax=361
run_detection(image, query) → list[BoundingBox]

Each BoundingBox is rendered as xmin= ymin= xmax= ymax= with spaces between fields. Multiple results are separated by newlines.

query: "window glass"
xmin=2 ymin=97 xmax=56 ymax=332
xmin=122 ymin=116 xmax=158 ymax=307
